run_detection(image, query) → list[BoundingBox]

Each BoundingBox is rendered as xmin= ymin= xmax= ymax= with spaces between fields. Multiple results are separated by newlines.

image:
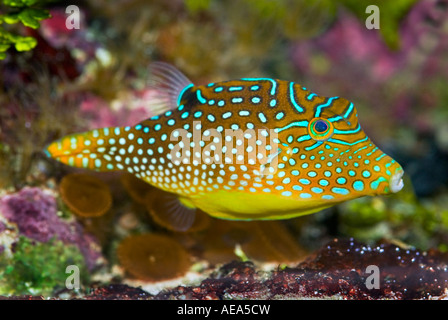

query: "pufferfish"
xmin=45 ymin=62 xmax=404 ymax=231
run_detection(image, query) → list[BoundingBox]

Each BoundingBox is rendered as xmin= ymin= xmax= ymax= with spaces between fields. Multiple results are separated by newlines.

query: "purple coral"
xmin=0 ymin=187 xmax=102 ymax=270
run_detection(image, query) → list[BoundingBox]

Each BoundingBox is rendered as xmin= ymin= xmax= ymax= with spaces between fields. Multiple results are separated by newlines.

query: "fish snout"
xmin=389 ymin=169 xmax=404 ymax=193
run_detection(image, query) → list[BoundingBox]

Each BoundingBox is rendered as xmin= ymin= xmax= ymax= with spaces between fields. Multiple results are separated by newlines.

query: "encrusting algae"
xmin=45 ymin=62 xmax=405 ymax=232
xmin=59 ymin=173 xmax=112 ymax=218
xmin=116 ymin=233 xmax=191 ymax=282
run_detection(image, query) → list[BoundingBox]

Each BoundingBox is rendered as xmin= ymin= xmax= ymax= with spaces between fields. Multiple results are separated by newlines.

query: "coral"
xmin=120 ymin=172 xmax=153 ymax=205
xmin=0 ymin=187 xmax=103 ymax=270
xmin=116 ymin=233 xmax=191 ymax=281
xmin=59 ymin=173 xmax=112 ymax=218
xmin=0 ymin=236 xmax=88 ymax=296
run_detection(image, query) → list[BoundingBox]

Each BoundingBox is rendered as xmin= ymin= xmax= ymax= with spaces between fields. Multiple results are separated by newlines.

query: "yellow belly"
xmin=189 ymin=191 xmax=343 ymax=221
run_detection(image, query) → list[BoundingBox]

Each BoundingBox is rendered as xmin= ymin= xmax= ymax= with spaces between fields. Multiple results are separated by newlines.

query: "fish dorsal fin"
xmin=148 ymin=190 xmax=197 ymax=232
xmin=148 ymin=62 xmax=194 ymax=116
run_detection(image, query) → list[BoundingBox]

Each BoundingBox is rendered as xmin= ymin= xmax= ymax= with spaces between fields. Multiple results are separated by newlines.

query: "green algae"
xmin=0 ymin=236 xmax=88 ymax=296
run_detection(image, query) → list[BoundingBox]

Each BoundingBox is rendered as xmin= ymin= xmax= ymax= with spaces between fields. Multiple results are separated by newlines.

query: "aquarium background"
xmin=0 ymin=0 xmax=447 ymax=299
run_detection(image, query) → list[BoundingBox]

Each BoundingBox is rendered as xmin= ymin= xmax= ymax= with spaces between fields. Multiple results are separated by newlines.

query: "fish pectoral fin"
xmin=148 ymin=191 xmax=197 ymax=232
xmin=148 ymin=62 xmax=194 ymax=115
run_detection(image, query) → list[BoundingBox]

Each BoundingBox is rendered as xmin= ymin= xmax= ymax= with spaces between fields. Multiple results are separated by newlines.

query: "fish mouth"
xmin=389 ymin=170 xmax=404 ymax=193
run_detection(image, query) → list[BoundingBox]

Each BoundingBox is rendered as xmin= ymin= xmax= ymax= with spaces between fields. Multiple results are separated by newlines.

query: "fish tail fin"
xmin=45 ymin=126 xmax=122 ymax=172
xmin=147 ymin=61 xmax=194 ymax=114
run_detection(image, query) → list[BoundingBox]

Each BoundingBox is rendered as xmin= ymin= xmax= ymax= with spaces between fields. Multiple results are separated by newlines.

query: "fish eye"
xmin=314 ymin=120 xmax=329 ymax=133
xmin=308 ymin=118 xmax=334 ymax=141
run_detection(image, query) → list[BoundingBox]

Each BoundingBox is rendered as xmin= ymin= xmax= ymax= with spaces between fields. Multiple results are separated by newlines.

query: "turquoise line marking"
xmin=375 ymin=153 xmax=386 ymax=161
xmin=315 ymin=96 xmax=339 ymax=117
xmin=353 ymin=145 xmax=368 ymax=154
xmin=229 ymin=86 xmax=243 ymax=92
xmin=366 ymin=147 xmax=378 ymax=156
xmin=297 ymin=134 xmax=311 ymax=142
xmin=306 ymin=93 xmax=317 ymax=100
xmin=289 ymin=82 xmax=304 ymax=113
xmin=327 ymin=136 xmax=369 ymax=146
xmin=328 ymin=115 xmax=344 ymax=122
xmin=177 ymin=83 xmax=194 ymax=106
xmin=196 ymin=89 xmax=207 ymax=104
xmin=344 ymin=102 xmax=354 ymax=118
xmin=333 ymin=124 xmax=362 ymax=135
xmin=275 ymin=120 xmax=308 ymax=133
xmin=370 ymin=177 xmax=387 ymax=190
xmin=305 ymin=141 xmax=323 ymax=151
xmin=241 ymin=78 xmax=277 ymax=95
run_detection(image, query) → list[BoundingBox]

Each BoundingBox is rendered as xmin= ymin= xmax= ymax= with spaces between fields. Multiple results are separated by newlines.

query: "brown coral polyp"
xmin=59 ymin=173 xmax=112 ymax=217
xmin=117 ymin=233 xmax=191 ymax=281
xmin=120 ymin=173 xmax=153 ymax=204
